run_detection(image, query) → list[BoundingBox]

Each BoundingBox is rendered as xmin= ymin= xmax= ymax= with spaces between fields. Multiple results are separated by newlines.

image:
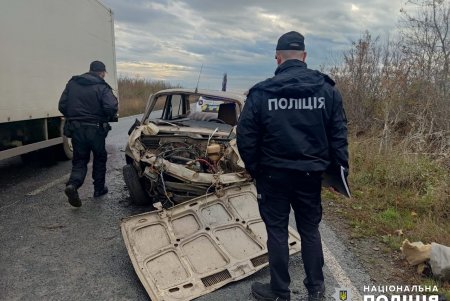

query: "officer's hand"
xmin=328 ymin=186 xmax=339 ymax=195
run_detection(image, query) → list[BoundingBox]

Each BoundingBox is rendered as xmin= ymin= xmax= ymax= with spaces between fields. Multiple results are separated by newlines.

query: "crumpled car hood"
xmin=121 ymin=183 xmax=301 ymax=301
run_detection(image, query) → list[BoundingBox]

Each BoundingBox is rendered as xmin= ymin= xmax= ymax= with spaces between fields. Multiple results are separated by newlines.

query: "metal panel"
xmin=121 ymin=184 xmax=301 ymax=301
xmin=0 ymin=0 xmax=117 ymax=123
xmin=0 ymin=137 xmax=62 ymax=160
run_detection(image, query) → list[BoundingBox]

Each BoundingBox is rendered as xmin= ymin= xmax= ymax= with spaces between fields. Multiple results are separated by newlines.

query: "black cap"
xmin=89 ymin=60 xmax=106 ymax=72
xmin=276 ymin=31 xmax=305 ymax=51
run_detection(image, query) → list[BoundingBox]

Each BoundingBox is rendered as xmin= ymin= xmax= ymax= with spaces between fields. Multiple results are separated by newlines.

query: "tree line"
xmin=330 ymin=0 xmax=450 ymax=155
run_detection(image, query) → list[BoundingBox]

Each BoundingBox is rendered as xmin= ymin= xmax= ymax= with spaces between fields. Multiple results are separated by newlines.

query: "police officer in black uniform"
xmin=58 ymin=61 xmax=118 ymax=207
xmin=237 ymin=32 xmax=348 ymax=301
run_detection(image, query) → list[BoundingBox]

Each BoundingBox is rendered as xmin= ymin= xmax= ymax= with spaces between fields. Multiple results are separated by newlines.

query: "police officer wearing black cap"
xmin=58 ymin=60 xmax=118 ymax=207
xmin=237 ymin=31 xmax=348 ymax=301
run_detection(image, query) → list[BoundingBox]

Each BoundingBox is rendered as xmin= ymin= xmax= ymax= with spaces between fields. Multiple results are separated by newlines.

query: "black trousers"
xmin=67 ymin=125 xmax=108 ymax=191
xmin=255 ymin=168 xmax=324 ymax=299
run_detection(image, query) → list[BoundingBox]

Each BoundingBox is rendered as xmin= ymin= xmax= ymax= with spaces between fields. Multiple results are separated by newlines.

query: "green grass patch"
xmin=381 ymin=234 xmax=404 ymax=250
xmin=377 ymin=207 xmax=415 ymax=232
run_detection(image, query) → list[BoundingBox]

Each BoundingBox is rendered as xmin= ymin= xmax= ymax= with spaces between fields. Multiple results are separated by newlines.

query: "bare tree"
xmin=400 ymin=0 xmax=450 ymax=137
xmin=331 ymin=32 xmax=383 ymax=134
xmin=328 ymin=1 xmax=450 ymax=154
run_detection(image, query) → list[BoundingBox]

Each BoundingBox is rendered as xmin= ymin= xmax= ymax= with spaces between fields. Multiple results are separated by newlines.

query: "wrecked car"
xmin=123 ymin=88 xmax=249 ymax=208
xmin=121 ymin=88 xmax=302 ymax=301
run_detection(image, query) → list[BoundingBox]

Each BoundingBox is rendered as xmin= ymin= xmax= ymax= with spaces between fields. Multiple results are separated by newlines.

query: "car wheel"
xmin=123 ymin=164 xmax=151 ymax=206
xmin=125 ymin=154 xmax=133 ymax=165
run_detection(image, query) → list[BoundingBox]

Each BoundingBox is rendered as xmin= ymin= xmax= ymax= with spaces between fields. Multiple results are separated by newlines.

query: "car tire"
xmin=123 ymin=164 xmax=151 ymax=206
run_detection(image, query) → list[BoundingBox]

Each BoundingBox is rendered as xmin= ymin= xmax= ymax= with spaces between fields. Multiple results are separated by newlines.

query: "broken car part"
xmin=121 ymin=184 xmax=301 ymax=301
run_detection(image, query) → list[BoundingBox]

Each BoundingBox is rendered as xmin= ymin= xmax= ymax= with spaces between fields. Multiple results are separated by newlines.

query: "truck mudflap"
xmin=121 ymin=183 xmax=301 ymax=301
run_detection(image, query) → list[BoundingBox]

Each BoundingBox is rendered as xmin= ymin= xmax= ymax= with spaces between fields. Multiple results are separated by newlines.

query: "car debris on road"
xmin=121 ymin=184 xmax=301 ymax=301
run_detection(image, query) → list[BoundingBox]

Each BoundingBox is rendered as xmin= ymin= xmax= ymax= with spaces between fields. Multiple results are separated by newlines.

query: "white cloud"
xmin=351 ymin=4 xmax=360 ymax=11
xmin=117 ymin=61 xmax=194 ymax=79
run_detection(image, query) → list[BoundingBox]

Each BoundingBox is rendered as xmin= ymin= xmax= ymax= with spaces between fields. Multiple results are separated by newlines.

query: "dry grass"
xmin=118 ymin=77 xmax=180 ymax=117
xmin=326 ymin=136 xmax=450 ymax=247
xmin=323 ymin=136 xmax=450 ymax=296
xmin=119 ymin=97 xmax=146 ymax=117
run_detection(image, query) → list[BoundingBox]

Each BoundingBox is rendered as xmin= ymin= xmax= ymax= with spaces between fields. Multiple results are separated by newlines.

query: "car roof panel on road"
xmin=121 ymin=183 xmax=301 ymax=301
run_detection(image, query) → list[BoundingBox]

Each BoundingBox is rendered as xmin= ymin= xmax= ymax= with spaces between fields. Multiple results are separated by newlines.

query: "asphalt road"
xmin=0 ymin=115 xmax=372 ymax=301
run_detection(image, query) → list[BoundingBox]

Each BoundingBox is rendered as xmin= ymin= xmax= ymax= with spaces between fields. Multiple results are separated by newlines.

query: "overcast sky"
xmin=100 ymin=0 xmax=403 ymax=92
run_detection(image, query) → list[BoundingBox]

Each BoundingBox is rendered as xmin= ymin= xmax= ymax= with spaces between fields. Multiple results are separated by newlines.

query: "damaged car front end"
xmin=124 ymin=89 xmax=249 ymax=208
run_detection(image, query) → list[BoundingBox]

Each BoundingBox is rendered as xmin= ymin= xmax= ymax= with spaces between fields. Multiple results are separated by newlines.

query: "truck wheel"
xmin=60 ymin=135 xmax=73 ymax=160
xmin=123 ymin=164 xmax=151 ymax=206
xmin=53 ymin=136 xmax=73 ymax=160
xmin=59 ymin=120 xmax=73 ymax=160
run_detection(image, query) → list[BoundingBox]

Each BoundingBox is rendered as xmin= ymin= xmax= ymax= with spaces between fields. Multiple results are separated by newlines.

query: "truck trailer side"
xmin=0 ymin=0 xmax=118 ymax=160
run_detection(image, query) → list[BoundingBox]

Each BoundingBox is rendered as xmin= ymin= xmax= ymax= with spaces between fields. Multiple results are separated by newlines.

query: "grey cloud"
xmin=101 ymin=0 xmax=402 ymax=91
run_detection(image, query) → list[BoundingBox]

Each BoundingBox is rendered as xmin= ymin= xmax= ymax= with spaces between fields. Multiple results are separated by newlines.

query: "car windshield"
xmin=143 ymin=92 xmax=240 ymax=128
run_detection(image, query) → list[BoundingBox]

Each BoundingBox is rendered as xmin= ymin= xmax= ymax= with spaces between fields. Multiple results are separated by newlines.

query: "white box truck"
xmin=0 ymin=0 xmax=118 ymax=160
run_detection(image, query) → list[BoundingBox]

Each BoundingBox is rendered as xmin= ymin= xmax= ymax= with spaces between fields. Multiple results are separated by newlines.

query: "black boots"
xmin=65 ymin=184 xmax=81 ymax=207
xmin=65 ymin=184 xmax=108 ymax=207
xmin=305 ymin=284 xmax=325 ymax=301
xmin=251 ymin=282 xmax=325 ymax=301
xmin=94 ymin=186 xmax=108 ymax=198
xmin=251 ymin=282 xmax=290 ymax=301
